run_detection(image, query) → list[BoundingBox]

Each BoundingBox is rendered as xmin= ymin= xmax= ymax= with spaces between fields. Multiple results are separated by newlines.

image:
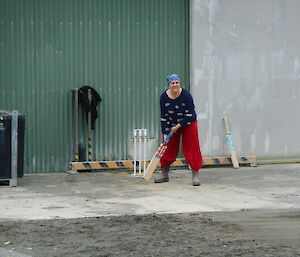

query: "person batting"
xmin=154 ymin=73 xmax=203 ymax=186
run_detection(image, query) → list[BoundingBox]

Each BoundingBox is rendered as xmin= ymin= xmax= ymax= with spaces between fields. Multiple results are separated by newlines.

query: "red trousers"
xmin=160 ymin=120 xmax=203 ymax=171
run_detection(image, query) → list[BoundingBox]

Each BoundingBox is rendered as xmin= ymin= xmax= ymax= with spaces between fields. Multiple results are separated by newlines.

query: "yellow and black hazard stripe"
xmin=88 ymin=137 xmax=93 ymax=161
xmin=70 ymin=161 xmax=134 ymax=170
xmin=69 ymin=156 xmax=257 ymax=171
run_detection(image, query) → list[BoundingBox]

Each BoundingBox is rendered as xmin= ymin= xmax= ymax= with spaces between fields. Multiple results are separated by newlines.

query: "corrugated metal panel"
xmin=0 ymin=0 xmax=189 ymax=173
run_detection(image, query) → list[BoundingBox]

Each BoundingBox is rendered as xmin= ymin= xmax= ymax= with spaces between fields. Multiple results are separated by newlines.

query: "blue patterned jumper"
xmin=160 ymin=88 xmax=197 ymax=135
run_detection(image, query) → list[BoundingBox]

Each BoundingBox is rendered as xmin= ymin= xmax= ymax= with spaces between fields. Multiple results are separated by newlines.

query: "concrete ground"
xmin=0 ymin=163 xmax=300 ymax=256
xmin=1 ymin=163 xmax=300 ymax=219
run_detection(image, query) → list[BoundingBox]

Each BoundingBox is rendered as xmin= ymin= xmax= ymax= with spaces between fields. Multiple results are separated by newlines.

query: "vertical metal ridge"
xmin=0 ymin=0 xmax=189 ymax=172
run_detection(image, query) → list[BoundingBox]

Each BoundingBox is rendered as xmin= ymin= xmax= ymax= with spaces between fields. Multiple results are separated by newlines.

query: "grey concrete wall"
xmin=190 ymin=0 xmax=300 ymax=160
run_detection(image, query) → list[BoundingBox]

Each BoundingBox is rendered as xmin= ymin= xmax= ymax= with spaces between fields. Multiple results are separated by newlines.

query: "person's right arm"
xmin=160 ymin=93 xmax=169 ymax=141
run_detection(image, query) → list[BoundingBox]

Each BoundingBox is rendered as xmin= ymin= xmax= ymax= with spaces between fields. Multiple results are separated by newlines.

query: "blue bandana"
xmin=166 ymin=74 xmax=180 ymax=84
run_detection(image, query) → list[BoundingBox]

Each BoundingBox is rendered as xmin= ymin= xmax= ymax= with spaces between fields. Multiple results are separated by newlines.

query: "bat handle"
xmin=223 ymin=116 xmax=230 ymax=133
xmin=163 ymin=131 xmax=173 ymax=145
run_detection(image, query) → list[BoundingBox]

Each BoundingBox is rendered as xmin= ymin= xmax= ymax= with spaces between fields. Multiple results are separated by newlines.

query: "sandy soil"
xmin=1 ymin=211 xmax=300 ymax=257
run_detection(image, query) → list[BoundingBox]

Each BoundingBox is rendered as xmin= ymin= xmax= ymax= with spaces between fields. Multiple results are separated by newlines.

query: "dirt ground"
xmin=1 ymin=210 xmax=300 ymax=257
xmin=1 ymin=165 xmax=300 ymax=257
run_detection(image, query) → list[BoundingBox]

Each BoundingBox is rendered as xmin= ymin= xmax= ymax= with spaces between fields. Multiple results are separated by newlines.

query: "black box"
xmin=0 ymin=112 xmax=25 ymax=179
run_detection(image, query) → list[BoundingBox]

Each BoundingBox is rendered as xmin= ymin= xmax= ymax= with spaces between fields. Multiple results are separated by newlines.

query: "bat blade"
xmin=230 ymin=148 xmax=239 ymax=168
xmin=143 ymin=155 xmax=160 ymax=180
xmin=223 ymin=117 xmax=239 ymax=169
xmin=143 ymin=131 xmax=172 ymax=180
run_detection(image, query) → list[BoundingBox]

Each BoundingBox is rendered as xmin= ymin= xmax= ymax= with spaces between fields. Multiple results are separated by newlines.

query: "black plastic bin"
xmin=0 ymin=112 xmax=25 ymax=179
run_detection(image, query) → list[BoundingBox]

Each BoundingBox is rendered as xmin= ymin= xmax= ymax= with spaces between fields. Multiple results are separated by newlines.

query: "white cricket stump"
xmin=132 ymin=129 xmax=147 ymax=176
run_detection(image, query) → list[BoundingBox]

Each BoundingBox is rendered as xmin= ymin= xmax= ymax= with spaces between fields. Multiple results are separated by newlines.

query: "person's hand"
xmin=163 ymin=134 xmax=168 ymax=141
xmin=171 ymin=124 xmax=181 ymax=134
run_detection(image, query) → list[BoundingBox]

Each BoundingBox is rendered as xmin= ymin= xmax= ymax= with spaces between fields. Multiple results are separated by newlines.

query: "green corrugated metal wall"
xmin=0 ymin=0 xmax=189 ymax=173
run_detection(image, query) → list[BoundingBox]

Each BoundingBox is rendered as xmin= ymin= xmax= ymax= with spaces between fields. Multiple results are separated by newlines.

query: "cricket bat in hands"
xmin=143 ymin=131 xmax=173 ymax=180
xmin=223 ymin=116 xmax=239 ymax=168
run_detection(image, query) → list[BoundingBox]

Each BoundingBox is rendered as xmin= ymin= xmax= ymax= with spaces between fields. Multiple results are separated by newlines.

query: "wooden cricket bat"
xmin=223 ymin=116 xmax=239 ymax=168
xmin=143 ymin=131 xmax=172 ymax=180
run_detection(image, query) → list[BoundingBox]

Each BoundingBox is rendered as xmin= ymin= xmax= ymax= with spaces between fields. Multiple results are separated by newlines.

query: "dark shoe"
xmin=154 ymin=166 xmax=170 ymax=183
xmin=192 ymin=170 xmax=201 ymax=186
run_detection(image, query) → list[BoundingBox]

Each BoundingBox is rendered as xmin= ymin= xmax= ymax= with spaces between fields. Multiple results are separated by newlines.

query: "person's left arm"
xmin=178 ymin=90 xmax=196 ymax=128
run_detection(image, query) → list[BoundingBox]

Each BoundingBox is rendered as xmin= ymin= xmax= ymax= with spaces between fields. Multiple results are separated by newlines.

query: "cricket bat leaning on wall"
xmin=223 ymin=116 xmax=239 ymax=168
xmin=143 ymin=131 xmax=173 ymax=180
